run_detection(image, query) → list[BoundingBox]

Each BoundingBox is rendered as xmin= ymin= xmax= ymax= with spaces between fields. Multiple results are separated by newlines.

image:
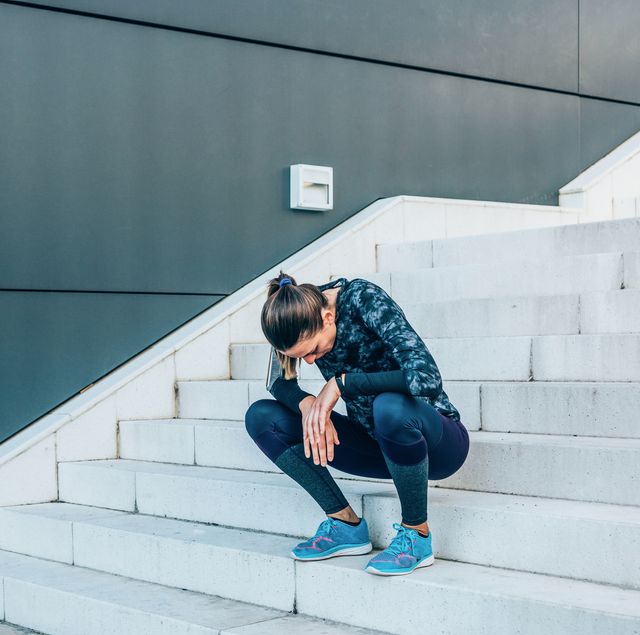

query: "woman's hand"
xmin=301 ymin=378 xmax=342 ymax=466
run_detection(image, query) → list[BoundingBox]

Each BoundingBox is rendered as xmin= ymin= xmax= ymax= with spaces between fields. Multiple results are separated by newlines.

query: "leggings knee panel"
xmin=374 ymin=431 xmax=427 ymax=465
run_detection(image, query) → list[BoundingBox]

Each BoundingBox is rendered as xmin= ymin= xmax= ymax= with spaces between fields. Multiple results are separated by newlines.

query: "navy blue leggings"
xmin=245 ymin=392 xmax=469 ymax=525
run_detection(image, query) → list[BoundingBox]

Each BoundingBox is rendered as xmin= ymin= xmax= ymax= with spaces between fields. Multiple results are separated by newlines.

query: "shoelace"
xmin=316 ymin=517 xmax=338 ymax=537
xmin=384 ymin=522 xmax=414 ymax=556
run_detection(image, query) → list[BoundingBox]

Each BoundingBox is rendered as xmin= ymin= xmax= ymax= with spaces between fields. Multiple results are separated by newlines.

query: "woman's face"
xmin=280 ymin=307 xmax=336 ymax=364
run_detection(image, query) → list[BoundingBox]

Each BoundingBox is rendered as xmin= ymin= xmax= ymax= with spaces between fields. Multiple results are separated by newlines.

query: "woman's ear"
xmin=322 ymin=307 xmax=335 ymax=326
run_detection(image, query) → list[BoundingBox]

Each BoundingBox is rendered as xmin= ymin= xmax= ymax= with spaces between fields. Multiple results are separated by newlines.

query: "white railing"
xmin=559 ymin=128 xmax=640 ymax=220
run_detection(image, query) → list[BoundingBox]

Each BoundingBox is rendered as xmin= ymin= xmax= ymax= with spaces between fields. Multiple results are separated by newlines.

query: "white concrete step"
xmin=116 ymin=420 xmax=640 ymax=506
xmin=402 ymin=289 xmax=640 ymax=337
xmin=0 ymin=504 xmax=637 ymax=635
xmin=177 ymin=378 xmax=346 ymax=421
xmin=189 ymin=375 xmax=638 ymax=439
xmin=228 ymin=332 xmax=640 ymax=383
xmin=132 ymin=375 xmax=640 ymax=462
xmin=387 ymin=251 xmax=638 ymax=305
xmin=177 ymin=376 xmax=480 ymax=422
xmin=54 ymin=459 xmax=390 ymax=524
xmin=176 ymin=377 xmax=481 ymax=427
xmin=259 ymin=281 xmax=640 ymax=338
xmin=46 ymin=460 xmax=640 ymax=588
xmin=0 ymin=548 xmax=386 ymax=635
xmin=377 ymin=216 xmax=640 ymax=269
xmin=479 ymin=381 xmax=640 ymax=438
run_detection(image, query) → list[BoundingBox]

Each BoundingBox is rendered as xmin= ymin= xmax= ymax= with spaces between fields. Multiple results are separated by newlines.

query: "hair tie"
xmin=279 ymin=278 xmax=293 ymax=288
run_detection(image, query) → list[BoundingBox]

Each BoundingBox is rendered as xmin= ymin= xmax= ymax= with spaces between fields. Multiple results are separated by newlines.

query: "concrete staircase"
xmin=1 ymin=216 xmax=640 ymax=634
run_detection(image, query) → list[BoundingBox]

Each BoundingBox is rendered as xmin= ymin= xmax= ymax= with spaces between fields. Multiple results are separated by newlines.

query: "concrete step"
xmin=132 ymin=375 xmax=640 ymax=468
xmin=0 ymin=548 xmax=387 ymax=635
xmin=0 ymin=504 xmax=637 ymax=635
xmin=402 ymin=289 xmax=640 ymax=338
xmin=177 ymin=378 xmax=346 ymax=421
xmin=176 ymin=377 xmax=481 ymax=427
xmin=479 ymin=380 xmax=640 ymax=438
xmin=177 ymin=375 xmax=640 ymax=440
xmin=228 ymin=332 xmax=640 ymax=383
xmin=45 ymin=460 xmax=640 ymax=588
xmin=386 ymin=251 xmax=639 ymax=305
xmin=330 ymin=272 xmax=640 ymax=337
xmin=116 ymin=420 xmax=640 ymax=506
xmin=376 ymin=216 xmax=640 ymax=270
xmin=54 ymin=459 xmax=390 ymax=526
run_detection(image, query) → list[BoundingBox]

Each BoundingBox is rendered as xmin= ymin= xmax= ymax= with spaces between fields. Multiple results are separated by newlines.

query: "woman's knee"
xmin=244 ymin=399 xmax=280 ymax=439
xmin=372 ymin=392 xmax=430 ymax=465
xmin=372 ymin=392 xmax=411 ymax=438
xmin=244 ymin=399 xmax=303 ymax=463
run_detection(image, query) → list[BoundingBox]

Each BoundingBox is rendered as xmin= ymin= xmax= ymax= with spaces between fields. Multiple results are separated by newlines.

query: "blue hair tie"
xmin=279 ymin=278 xmax=293 ymax=288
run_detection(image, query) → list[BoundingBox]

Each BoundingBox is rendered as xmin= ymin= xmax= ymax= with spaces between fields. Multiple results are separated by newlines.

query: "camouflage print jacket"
xmin=265 ymin=277 xmax=461 ymax=438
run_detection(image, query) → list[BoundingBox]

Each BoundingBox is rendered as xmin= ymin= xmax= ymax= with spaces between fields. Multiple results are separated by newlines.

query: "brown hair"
xmin=261 ymin=270 xmax=329 ymax=380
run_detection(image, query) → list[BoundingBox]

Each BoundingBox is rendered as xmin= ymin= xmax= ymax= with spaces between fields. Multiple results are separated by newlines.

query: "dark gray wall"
xmin=1 ymin=0 xmax=639 ymax=442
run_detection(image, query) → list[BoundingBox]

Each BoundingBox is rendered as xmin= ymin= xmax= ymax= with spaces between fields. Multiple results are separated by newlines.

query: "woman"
xmin=245 ymin=271 xmax=470 ymax=576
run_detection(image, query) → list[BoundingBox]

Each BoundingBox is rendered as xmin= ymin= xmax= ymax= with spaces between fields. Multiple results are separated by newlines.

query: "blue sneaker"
xmin=291 ymin=517 xmax=373 ymax=561
xmin=365 ymin=522 xmax=434 ymax=575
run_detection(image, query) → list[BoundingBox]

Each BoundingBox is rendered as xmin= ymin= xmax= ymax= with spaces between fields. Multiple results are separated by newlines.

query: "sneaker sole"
xmin=365 ymin=553 xmax=435 ymax=575
xmin=291 ymin=541 xmax=373 ymax=561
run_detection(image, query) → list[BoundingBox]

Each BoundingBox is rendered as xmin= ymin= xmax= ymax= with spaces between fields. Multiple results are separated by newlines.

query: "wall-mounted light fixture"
xmin=290 ymin=164 xmax=333 ymax=211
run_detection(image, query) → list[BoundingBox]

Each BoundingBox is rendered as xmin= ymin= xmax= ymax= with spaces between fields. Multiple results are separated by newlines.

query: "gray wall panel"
xmin=0 ymin=291 xmax=220 ymax=442
xmin=580 ymin=0 xmax=640 ymax=103
xmin=579 ymin=98 xmax=640 ymax=169
xmin=24 ymin=0 xmax=580 ymax=92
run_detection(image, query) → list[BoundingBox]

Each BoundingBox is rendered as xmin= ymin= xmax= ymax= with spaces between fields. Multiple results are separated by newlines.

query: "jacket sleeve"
xmin=351 ymin=280 xmax=443 ymax=399
xmin=341 ymin=369 xmax=412 ymax=399
xmin=266 ymin=346 xmax=315 ymax=414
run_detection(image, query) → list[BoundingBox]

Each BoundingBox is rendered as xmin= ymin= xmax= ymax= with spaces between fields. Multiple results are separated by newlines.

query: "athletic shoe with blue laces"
xmin=291 ymin=516 xmax=373 ymax=561
xmin=364 ymin=522 xmax=434 ymax=575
